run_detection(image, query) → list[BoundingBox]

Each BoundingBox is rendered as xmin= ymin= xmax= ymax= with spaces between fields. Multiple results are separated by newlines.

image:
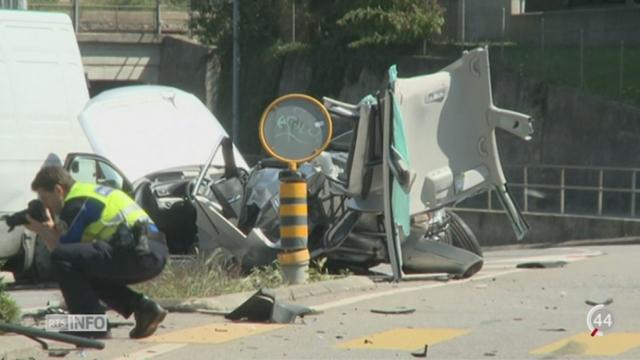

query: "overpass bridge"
xmin=77 ymin=32 xmax=217 ymax=112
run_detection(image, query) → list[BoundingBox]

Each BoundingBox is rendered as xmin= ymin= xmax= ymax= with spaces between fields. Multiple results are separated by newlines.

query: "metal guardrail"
xmin=457 ymin=164 xmax=640 ymax=219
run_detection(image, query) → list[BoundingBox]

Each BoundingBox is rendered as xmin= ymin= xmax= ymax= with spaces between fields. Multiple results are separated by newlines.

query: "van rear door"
xmin=0 ymin=10 xmax=91 ymax=215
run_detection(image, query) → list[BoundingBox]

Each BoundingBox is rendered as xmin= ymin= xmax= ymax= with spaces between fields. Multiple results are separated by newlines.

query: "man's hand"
xmin=24 ymin=209 xmax=61 ymax=251
xmin=24 ymin=209 xmax=54 ymax=234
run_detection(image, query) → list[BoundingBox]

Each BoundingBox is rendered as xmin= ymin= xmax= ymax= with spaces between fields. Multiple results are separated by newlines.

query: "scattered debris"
xmin=214 ymin=328 xmax=228 ymax=333
xmin=411 ymin=345 xmax=429 ymax=358
xmin=196 ymin=309 xmax=231 ymax=316
xmin=336 ymin=335 xmax=344 ymax=339
xmin=370 ymin=307 xmax=416 ymax=315
xmin=21 ymin=305 xmax=67 ymax=325
xmin=483 ymin=351 xmax=497 ymax=357
xmin=539 ymin=328 xmax=567 ymax=332
xmin=224 ymin=288 xmax=319 ymax=324
xmin=585 ymin=298 xmax=613 ymax=306
xmin=48 ymin=349 xmax=71 ymax=358
xmin=364 ymin=339 xmax=373 ymax=344
xmin=108 ymin=320 xmax=134 ymax=328
xmin=516 ymin=261 xmax=568 ymax=269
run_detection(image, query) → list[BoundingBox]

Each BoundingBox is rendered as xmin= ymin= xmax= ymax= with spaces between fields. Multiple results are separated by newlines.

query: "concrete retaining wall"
xmin=454 ymin=208 xmax=640 ymax=246
xmin=159 ymin=36 xmax=219 ymax=112
xmin=438 ymin=0 xmax=640 ymax=46
xmin=492 ymin=71 xmax=640 ymax=167
xmin=509 ymin=7 xmax=640 ymax=46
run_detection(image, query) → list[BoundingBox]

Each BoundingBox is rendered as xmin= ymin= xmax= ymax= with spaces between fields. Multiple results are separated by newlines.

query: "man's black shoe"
xmin=129 ymin=296 xmax=167 ymax=339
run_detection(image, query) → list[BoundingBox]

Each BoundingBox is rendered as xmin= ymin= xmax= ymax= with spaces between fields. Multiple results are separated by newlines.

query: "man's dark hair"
xmin=31 ymin=166 xmax=76 ymax=193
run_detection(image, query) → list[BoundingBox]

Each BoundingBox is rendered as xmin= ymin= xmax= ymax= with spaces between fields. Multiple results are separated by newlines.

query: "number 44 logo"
xmin=587 ymin=304 xmax=615 ymax=336
xmin=593 ymin=312 xmax=613 ymax=327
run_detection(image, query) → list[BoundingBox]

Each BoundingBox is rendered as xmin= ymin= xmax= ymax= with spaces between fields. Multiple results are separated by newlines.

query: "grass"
xmin=133 ymin=251 xmax=348 ymax=300
xmin=495 ymin=44 xmax=639 ymax=107
xmin=0 ymin=279 xmax=20 ymax=324
xmin=425 ymin=42 xmax=640 ymax=108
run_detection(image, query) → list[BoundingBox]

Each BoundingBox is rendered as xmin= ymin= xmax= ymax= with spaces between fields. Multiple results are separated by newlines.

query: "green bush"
xmin=0 ymin=280 xmax=20 ymax=324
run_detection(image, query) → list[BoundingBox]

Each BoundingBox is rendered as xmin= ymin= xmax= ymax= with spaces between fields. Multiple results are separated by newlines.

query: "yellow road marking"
xmin=112 ymin=344 xmax=187 ymax=360
xmin=144 ymin=322 xmax=284 ymax=344
xmin=337 ymin=328 xmax=469 ymax=351
xmin=530 ymin=333 xmax=640 ymax=356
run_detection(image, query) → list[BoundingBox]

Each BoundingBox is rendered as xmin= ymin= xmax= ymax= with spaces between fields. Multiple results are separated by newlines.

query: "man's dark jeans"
xmin=50 ymin=238 xmax=167 ymax=317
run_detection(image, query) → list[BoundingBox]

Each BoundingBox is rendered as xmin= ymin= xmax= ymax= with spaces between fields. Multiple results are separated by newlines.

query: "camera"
xmin=2 ymin=199 xmax=48 ymax=232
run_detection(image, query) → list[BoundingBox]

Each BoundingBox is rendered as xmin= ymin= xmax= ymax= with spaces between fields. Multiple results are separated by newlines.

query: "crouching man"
xmin=25 ymin=166 xmax=168 ymax=339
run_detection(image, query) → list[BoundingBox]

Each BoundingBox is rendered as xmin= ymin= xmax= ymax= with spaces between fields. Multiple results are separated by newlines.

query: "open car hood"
xmin=79 ymin=85 xmax=247 ymax=182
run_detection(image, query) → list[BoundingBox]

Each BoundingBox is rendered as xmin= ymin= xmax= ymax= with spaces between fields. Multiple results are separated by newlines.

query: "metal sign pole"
xmin=232 ymin=0 xmax=240 ymax=147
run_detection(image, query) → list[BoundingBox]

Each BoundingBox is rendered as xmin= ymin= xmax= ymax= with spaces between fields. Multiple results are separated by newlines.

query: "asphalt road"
xmin=4 ymin=245 xmax=640 ymax=360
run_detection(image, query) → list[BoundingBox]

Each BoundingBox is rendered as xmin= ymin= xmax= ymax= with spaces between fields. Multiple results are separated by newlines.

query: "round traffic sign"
xmin=259 ymin=94 xmax=332 ymax=164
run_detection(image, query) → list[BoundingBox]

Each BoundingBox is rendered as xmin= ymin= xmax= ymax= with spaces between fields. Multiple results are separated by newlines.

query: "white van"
xmin=0 ymin=10 xmax=91 ymax=278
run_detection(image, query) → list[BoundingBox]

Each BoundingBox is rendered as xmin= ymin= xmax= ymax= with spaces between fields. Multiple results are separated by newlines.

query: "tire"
xmin=447 ymin=210 xmax=482 ymax=257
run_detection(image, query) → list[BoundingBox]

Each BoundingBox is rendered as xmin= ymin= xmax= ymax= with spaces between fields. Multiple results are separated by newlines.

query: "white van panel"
xmin=0 ymin=11 xmax=91 ymax=214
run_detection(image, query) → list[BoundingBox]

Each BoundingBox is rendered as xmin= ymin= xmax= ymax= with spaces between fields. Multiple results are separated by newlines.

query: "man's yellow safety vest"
xmin=64 ymin=182 xmax=152 ymax=243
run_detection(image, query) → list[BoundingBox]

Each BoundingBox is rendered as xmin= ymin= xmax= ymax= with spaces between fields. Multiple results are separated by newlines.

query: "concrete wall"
xmin=439 ymin=0 xmax=640 ymax=46
xmin=455 ymin=208 xmax=640 ymax=245
xmin=79 ymin=33 xmax=162 ymax=84
xmin=439 ymin=0 xmax=512 ymax=43
xmin=79 ymin=33 xmax=218 ymax=112
xmin=509 ymin=7 xmax=640 ymax=46
xmin=159 ymin=36 xmax=219 ymax=112
xmin=492 ymin=71 xmax=640 ymax=167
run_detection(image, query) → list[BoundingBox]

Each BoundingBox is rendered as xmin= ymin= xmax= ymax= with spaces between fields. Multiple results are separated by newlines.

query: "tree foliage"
xmin=191 ymin=0 xmax=284 ymax=51
xmin=191 ymin=0 xmax=444 ymax=50
xmin=188 ymin=0 xmax=444 ymax=153
xmin=335 ymin=0 xmax=444 ymax=48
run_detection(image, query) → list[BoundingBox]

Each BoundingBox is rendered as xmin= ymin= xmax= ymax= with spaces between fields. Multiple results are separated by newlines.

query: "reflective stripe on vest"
xmin=64 ymin=183 xmax=152 ymax=243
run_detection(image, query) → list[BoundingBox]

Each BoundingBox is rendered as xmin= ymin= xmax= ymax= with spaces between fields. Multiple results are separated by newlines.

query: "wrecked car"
xmin=4 ymin=47 xmax=533 ymax=281
xmin=190 ymin=47 xmax=533 ymax=280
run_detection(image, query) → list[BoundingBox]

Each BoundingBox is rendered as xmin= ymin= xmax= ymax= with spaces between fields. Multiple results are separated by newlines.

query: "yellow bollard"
xmin=278 ymin=170 xmax=309 ymax=284
xmin=258 ymin=94 xmax=333 ymax=284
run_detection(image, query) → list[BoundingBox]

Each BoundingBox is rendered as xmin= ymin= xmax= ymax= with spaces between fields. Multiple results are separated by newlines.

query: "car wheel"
xmin=447 ymin=210 xmax=483 ymax=257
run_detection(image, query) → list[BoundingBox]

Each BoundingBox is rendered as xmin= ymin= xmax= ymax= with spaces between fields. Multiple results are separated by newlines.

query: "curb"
xmin=482 ymin=236 xmax=640 ymax=251
xmin=158 ymin=275 xmax=377 ymax=313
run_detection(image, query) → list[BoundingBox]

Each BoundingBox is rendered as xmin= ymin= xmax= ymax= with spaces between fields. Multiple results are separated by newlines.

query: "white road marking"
xmin=313 ymin=269 xmax=524 ymax=312
xmin=315 ymin=248 xmax=602 ymax=312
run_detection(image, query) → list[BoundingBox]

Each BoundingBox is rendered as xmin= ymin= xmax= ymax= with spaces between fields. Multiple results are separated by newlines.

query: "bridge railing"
xmin=29 ymin=1 xmax=189 ymax=34
xmin=456 ymin=164 xmax=640 ymax=219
